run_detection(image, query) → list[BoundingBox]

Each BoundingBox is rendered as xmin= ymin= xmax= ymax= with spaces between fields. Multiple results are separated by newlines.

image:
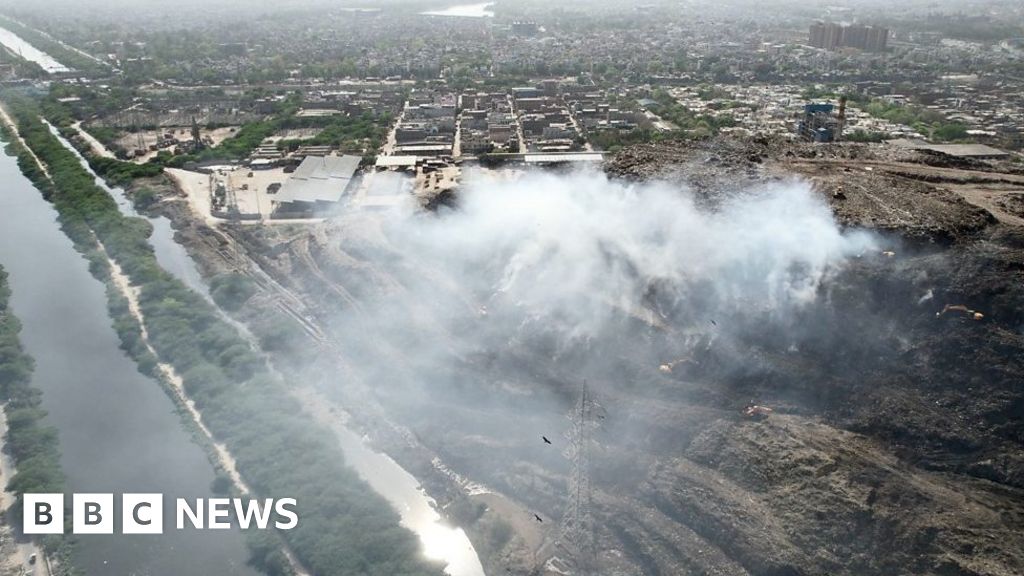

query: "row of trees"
xmin=0 ymin=259 xmax=72 ymax=571
xmin=2 ymin=93 xmax=444 ymax=576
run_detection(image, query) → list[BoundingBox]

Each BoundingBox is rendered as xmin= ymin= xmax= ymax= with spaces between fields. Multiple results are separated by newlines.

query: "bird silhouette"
xmin=710 ymin=319 xmax=717 ymax=326
xmin=533 ymin=514 xmax=543 ymax=523
xmin=542 ymin=436 xmax=552 ymax=444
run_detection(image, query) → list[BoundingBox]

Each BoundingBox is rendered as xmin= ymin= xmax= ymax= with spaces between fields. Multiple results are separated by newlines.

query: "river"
xmin=0 ymin=26 xmax=69 ymax=74
xmin=0 ymin=145 xmax=257 ymax=575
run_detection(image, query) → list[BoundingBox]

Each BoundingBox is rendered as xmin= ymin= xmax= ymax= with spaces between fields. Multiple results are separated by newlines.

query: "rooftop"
xmin=276 ymin=155 xmax=361 ymax=204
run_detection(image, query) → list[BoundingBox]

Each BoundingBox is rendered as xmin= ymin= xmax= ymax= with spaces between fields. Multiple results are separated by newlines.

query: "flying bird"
xmin=710 ymin=319 xmax=717 ymax=326
xmin=533 ymin=514 xmax=544 ymax=523
xmin=542 ymin=436 xmax=552 ymax=445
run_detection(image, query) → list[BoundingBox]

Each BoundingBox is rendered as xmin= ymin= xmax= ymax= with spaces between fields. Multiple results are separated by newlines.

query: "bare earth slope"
xmin=602 ymin=138 xmax=1024 ymax=574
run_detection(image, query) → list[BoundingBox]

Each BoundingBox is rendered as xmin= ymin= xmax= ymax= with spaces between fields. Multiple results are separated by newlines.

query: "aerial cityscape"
xmin=0 ymin=0 xmax=1021 ymax=575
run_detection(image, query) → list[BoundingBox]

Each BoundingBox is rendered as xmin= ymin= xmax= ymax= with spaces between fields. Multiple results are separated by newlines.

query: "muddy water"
xmin=0 ymin=145 xmax=258 ymax=575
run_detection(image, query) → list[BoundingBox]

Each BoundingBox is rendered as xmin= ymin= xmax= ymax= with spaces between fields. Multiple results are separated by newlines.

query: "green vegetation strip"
xmin=1 ymin=94 xmax=442 ymax=576
xmin=0 ymin=263 xmax=73 ymax=573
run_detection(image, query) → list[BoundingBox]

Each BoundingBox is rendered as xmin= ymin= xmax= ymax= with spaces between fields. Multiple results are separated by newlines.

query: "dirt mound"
xmin=823 ymin=172 xmax=996 ymax=242
xmin=997 ymin=194 xmax=1024 ymax=218
xmin=608 ymin=138 xmax=1002 ymax=243
xmin=595 ymin=138 xmax=1024 ymax=575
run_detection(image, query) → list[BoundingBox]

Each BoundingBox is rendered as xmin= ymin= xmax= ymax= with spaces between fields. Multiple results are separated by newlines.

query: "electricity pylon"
xmin=558 ymin=379 xmax=600 ymax=575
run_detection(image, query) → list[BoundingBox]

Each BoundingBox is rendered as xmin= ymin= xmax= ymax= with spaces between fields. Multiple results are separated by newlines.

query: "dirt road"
xmin=70 ymin=121 xmax=115 ymax=159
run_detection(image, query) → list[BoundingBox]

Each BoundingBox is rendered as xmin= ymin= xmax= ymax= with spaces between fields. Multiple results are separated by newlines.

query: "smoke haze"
xmin=316 ymin=170 xmax=881 ymax=435
xmin=372 ymin=171 xmax=876 ymax=343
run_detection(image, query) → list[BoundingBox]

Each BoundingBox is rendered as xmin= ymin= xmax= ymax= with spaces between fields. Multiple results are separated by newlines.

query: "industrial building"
xmin=272 ymin=155 xmax=361 ymax=217
xmin=797 ymin=102 xmax=843 ymax=142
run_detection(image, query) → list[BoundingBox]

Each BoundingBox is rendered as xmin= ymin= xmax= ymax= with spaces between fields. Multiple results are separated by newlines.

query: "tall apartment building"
xmin=809 ymin=22 xmax=888 ymax=52
xmin=864 ymin=26 xmax=889 ymax=52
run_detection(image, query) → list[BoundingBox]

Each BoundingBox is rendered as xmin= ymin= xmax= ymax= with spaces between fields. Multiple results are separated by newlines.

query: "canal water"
xmin=48 ymin=123 xmax=210 ymax=298
xmin=0 ymin=26 xmax=69 ymax=74
xmin=0 ymin=143 xmax=258 ymax=575
xmin=49 ymin=125 xmax=272 ymax=356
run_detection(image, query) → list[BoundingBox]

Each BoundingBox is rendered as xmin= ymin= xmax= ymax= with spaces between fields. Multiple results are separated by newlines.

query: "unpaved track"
xmin=70 ymin=121 xmax=115 ymax=159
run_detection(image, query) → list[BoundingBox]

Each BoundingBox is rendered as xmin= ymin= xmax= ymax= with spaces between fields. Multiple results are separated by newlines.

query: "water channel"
xmin=0 ymin=135 xmax=257 ymax=576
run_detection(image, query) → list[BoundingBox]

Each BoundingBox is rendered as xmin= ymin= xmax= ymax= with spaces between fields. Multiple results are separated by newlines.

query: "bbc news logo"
xmin=24 ymin=494 xmax=298 ymax=534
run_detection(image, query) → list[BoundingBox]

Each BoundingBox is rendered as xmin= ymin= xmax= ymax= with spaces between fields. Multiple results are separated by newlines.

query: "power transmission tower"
xmin=558 ymin=379 xmax=599 ymax=575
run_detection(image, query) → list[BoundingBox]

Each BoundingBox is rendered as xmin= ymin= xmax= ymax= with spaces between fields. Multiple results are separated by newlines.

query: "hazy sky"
xmin=0 ymin=0 xmax=1003 ymax=17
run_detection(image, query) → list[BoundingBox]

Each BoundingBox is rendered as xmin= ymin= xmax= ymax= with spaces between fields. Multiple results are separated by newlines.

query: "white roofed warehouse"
xmin=272 ymin=155 xmax=361 ymax=218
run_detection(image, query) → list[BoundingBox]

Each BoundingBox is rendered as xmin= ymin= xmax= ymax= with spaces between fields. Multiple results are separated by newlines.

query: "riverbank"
xmin=98 ymin=240 xmax=312 ymax=576
xmin=0 ymin=16 xmax=105 ymax=75
xmin=0 ymin=411 xmax=52 ymax=576
xmin=0 ymin=25 xmax=68 ymax=74
xmin=0 ymin=265 xmax=63 ymax=576
xmin=100 ymin=240 xmax=251 ymax=493
xmin=0 ymin=125 xmax=270 ymax=576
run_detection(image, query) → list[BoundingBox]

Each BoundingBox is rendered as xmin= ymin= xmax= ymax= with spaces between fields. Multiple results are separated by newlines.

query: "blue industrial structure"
xmin=797 ymin=103 xmax=840 ymax=142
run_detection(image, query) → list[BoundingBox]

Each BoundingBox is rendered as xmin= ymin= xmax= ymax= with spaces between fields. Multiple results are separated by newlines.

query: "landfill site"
xmin=154 ymin=135 xmax=1024 ymax=576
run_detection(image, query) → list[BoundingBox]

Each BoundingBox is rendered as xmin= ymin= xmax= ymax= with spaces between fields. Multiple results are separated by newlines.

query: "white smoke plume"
xmin=366 ymin=169 xmax=878 ymax=348
xmin=316 ymin=167 xmax=884 ymax=514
